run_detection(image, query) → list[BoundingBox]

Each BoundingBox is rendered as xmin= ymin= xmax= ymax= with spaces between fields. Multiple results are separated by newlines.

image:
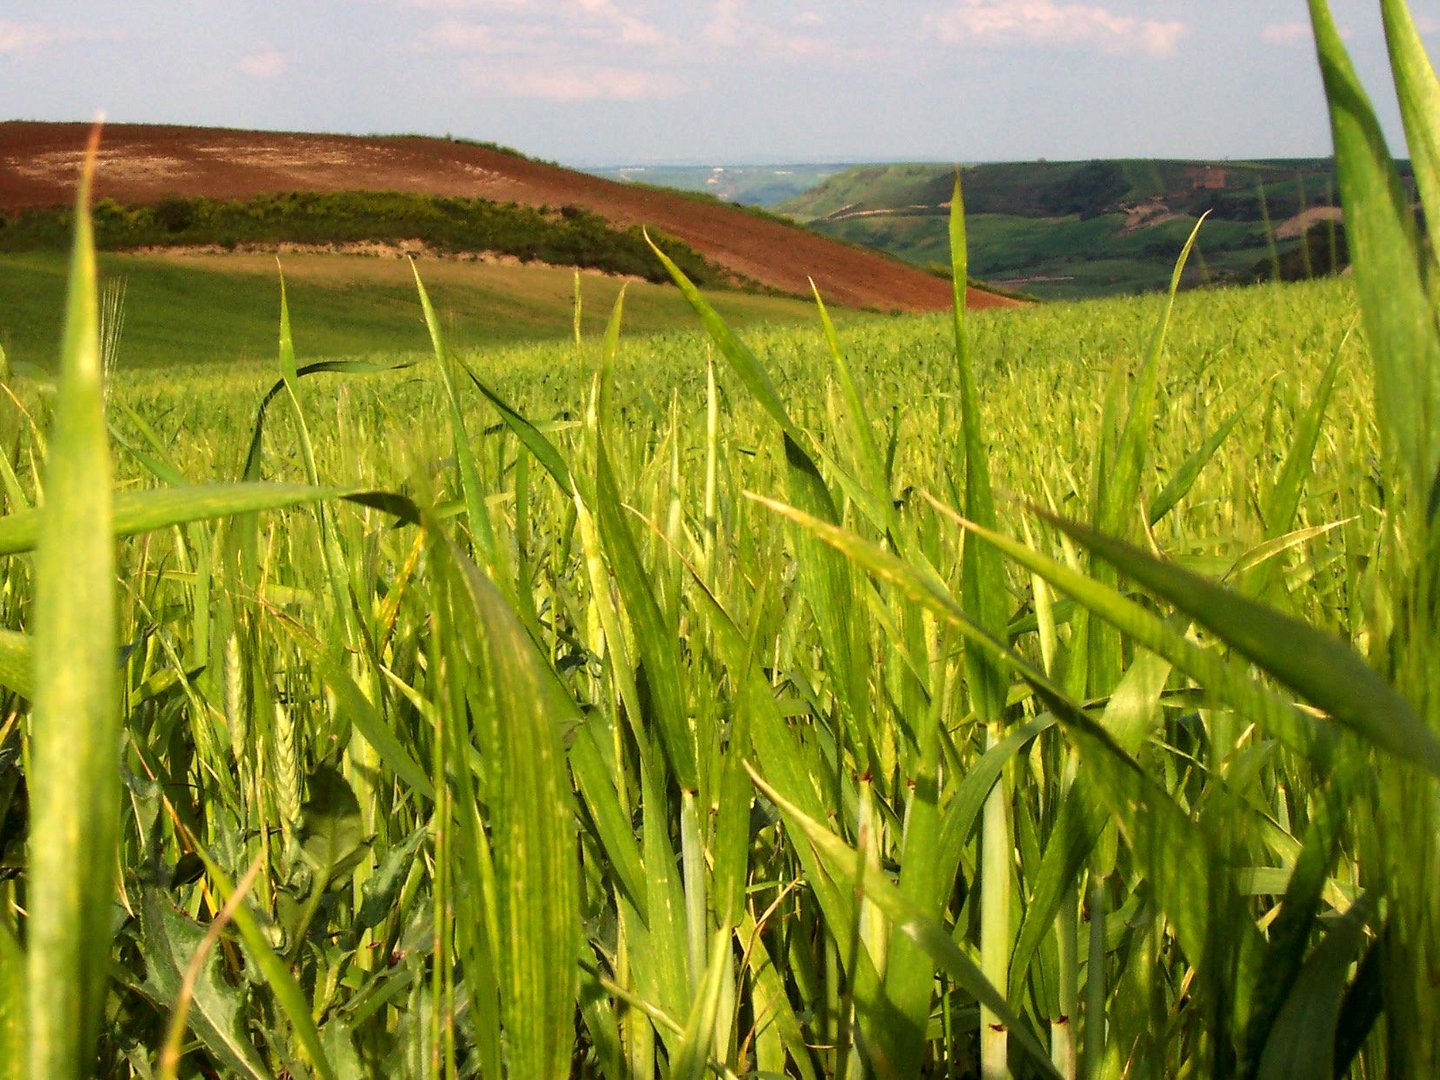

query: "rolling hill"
xmin=0 ymin=122 xmax=1015 ymax=314
xmin=778 ymin=158 xmax=1369 ymax=299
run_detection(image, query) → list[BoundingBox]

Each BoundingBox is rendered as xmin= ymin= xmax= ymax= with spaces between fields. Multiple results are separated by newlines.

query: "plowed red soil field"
xmin=0 ymin=122 xmax=1016 ymax=313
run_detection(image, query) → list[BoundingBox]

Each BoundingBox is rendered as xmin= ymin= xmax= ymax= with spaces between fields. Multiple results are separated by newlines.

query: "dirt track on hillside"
xmin=0 ymin=122 xmax=1017 ymax=313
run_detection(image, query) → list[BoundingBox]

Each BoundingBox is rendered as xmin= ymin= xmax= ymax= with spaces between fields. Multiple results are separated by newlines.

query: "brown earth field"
xmin=0 ymin=121 xmax=1018 ymax=313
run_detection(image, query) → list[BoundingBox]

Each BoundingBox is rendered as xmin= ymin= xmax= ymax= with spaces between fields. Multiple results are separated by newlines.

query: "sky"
xmin=1 ymin=1 xmax=1437 ymax=166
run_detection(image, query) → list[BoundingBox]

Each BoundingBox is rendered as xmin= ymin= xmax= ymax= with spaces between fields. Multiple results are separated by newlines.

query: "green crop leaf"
xmin=25 ymin=124 xmax=120 ymax=1080
xmin=0 ymin=630 xmax=32 ymax=700
xmin=1149 ymin=402 xmax=1248 ymax=526
xmin=0 ymin=919 xmax=23 ymax=1080
xmin=1380 ymin=0 xmax=1440 ymax=262
xmin=1041 ymin=510 xmax=1440 ymax=776
xmin=1308 ymin=0 xmax=1440 ymax=515
xmin=1255 ymin=896 xmax=1373 ymax=1080
xmin=239 ymin=358 xmax=414 ymax=484
xmin=189 ymin=846 xmax=336 ymax=1080
xmin=439 ymin=532 xmax=581 ymax=1080
xmin=745 ymin=764 xmax=1064 ymax=1080
xmin=0 ymin=483 xmax=417 ymax=556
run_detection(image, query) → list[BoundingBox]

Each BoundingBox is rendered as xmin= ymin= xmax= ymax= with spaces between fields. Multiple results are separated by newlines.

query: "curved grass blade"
xmin=1380 ymin=0 xmax=1440 ymax=262
xmin=1040 ymin=510 xmax=1440 ymax=776
xmin=1308 ymin=0 xmax=1440 ymax=511
xmin=25 ymin=123 xmax=119 ymax=1080
xmin=239 ymin=358 xmax=414 ymax=484
xmin=0 ymin=483 xmax=416 ymax=556
xmin=1254 ymin=896 xmax=1373 ymax=1080
xmin=1149 ymin=402 xmax=1248 ymax=526
xmin=460 ymin=360 xmax=574 ymax=495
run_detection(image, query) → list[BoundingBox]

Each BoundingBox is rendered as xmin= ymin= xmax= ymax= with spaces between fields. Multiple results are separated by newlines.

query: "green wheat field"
xmin=2 ymin=3 xmax=1438 ymax=1078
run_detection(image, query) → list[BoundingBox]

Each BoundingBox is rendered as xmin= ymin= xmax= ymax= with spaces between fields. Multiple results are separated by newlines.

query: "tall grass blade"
xmin=0 ymin=920 xmax=22 ymax=1080
xmin=1308 ymin=0 xmax=1440 ymax=512
xmin=745 ymin=764 xmax=1064 ymax=1080
xmin=24 ymin=124 xmax=120 ymax=1080
xmin=0 ymin=630 xmax=32 ymax=700
xmin=439 ymin=534 xmax=581 ymax=1079
xmin=1380 ymin=0 xmax=1440 ymax=261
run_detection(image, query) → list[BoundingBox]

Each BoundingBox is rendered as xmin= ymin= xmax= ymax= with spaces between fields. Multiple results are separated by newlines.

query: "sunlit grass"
xmin=1 ymin=3 xmax=1437 ymax=1078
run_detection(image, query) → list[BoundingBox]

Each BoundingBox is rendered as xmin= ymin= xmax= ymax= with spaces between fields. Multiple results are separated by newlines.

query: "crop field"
xmin=0 ymin=251 xmax=830 ymax=371
xmin=2 ymin=4 xmax=1439 ymax=1080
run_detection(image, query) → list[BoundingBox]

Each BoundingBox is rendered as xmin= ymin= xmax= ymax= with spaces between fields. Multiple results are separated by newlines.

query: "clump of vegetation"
xmin=0 ymin=189 xmax=721 ymax=286
xmin=1 ymin=3 xmax=1438 ymax=1079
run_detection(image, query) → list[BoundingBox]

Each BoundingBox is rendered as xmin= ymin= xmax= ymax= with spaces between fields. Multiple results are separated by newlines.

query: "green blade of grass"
xmin=949 ymin=174 xmax=1009 ymax=721
xmin=1040 ymin=510 xmax=1440 ymax=776
xmin=411 ymin=263 xmax=502 ymax=577
xmin=25 ymin=125 xmax=119 ymax=1080
xmin=1258 ymin=348 xmax=1343 ymax=543
xmin=745 ymin=763 xmax=1064 ymax=1080
xmin=0 ymin=629 xmax=32 ymax=700
xmin=239 ymin=358 xmax=413 ymax=484
xmin=1380 ymin=0 xmax=1440 ymax=262
xmin=592 ymin=437 xmax=697 ymax=789
xmin=1148 ymin=402 xmax=1248 ymax=526
xmin=0 ymin=919 xmax=22 ymax=1080
xmin=188 ymin=846 xmax=336 ymax=1080
xmin=650 ymin=233 xmax=871 ymax=768
xmin=439 ymin=533 xmax=581 ymax=1079
xmin=950 ymin=174 xmax=1013 ymax=1080
xmin=0 ymin=483 xmax=415 ymax=556
xmin=1254 ymin=895 xmax=1373 ymax=1080
xmin=1309 ymin=0 xmax=1440 ymax=513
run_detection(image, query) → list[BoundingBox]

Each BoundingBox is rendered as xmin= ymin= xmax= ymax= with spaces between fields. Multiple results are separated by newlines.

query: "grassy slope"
xmin=778 ymin=159 xmax=1345 ymax=299
xmin=0 ymin=251 xmax=829 ymax=370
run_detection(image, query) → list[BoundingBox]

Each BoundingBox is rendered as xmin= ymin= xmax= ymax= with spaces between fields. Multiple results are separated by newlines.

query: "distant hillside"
xmin=586 ymin=164 xmax=855 ymax=208
xmin=0 ymin=189 xmax=721 ymax=287
xmin=779 ymin=159 xmax=1384 ymax=299
xmin=0 ymin=123 xmax=1017 ymax=312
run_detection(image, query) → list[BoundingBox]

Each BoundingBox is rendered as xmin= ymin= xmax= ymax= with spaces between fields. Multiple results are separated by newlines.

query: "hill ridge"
xmin=0 ymin=121 xmax=1016 ymax=312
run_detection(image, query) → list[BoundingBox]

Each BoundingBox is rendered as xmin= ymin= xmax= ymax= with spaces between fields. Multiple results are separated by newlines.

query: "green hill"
xmin=0 ymin=189 xmax=720 ymax=286
xmin=0 ymin=250 xmax=828 ymax=371
xmin=778 ymin=158 xmax=1371 ymax=299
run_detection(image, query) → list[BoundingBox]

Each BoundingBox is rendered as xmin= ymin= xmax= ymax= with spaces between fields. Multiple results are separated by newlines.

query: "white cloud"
xmin=397 ymin=0 xmax=533 ymax=9
xmin=476 ymin=64 xmax=687 ymax=101
xmin=572 ymin=0 xmax=665 ymax=47
xmin=419 ymin=19 xmax=494 ymax=50
xmin=413 ymin=1 xmax=666 ymax=58
xmin=932 ymin=2 xmax=1187 ymax=58
xmin=0 ymin=20 xmax=77 ymax=54
xmin=1261 ymin=21 xmax=1310 ymax=46
xmin=238 ymin=50 xmax=288 ymax=79
xmin=705 ymin=0 xmax=747 ymax=47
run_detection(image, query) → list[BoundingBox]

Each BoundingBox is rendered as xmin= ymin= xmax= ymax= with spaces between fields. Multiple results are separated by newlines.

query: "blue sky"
xmin=1 ymin=1 xmax=1436 ymax=165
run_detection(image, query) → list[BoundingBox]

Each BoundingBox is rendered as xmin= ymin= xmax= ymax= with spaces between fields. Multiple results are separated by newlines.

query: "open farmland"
xmin=3 ymin=3 xmax=1440 ymax=1079
xmin=0 ymin=250 xmax=834 ymax=370
xmin=778 ymin=157 xmax=1362 ymax=299
xmin=0 ymin=122 xmax=1016 ymax=315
